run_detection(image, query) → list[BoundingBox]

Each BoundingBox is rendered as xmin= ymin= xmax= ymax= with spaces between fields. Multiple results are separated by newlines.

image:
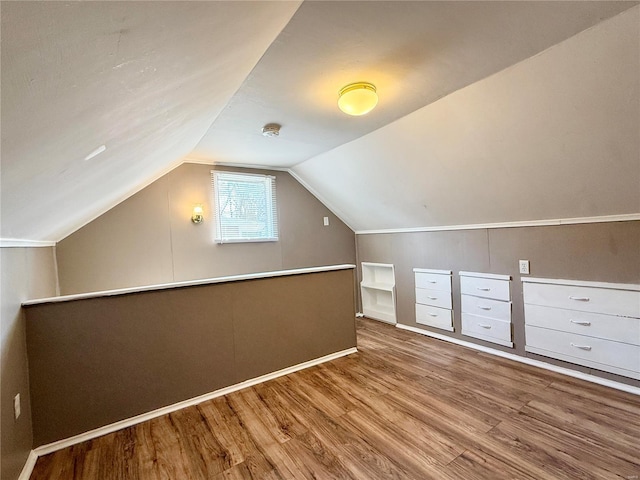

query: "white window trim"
xmin=211 ymin=171 xmax=279 ymax=244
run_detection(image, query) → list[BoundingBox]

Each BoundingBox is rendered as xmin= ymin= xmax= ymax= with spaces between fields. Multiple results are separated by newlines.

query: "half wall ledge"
xmin=23 ymin=264 xmax=357 ymax=446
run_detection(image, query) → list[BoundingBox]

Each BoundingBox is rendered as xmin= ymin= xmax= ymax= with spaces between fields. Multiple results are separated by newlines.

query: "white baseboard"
xmin=18 ymin=450 xmax=38 ymax=480
xmin=33 ymin=347 xmax=357 ymax=457
xmin=396 ymin=324 xmax=640 ymax=396
xmin=363 ymin=315 xmax=397 ymax=325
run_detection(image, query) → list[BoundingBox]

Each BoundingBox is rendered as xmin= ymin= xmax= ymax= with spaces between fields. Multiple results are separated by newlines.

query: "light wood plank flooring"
xmin=31 ymin=318 xmax=640 ymax=479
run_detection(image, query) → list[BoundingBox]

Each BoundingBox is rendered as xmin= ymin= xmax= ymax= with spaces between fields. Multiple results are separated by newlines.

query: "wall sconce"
xmin=191 ymin=204 xmax=204 ymax=224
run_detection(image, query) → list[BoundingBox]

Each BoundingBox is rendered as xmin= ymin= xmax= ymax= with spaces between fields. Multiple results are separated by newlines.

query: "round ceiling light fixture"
xmin=338 ymin=82 xmax=378 ymax=116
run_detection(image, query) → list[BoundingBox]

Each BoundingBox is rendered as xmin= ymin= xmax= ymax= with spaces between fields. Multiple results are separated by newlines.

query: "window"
xmin=212 ymin=171 xmax=278 ymax=243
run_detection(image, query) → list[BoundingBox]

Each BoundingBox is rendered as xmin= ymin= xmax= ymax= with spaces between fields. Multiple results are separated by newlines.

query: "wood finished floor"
xmin=31 ymin=318 xmax=640 ymax=479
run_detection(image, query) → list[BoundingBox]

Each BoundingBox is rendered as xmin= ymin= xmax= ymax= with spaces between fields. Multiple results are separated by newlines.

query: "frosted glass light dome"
xmin=338 ymin=82 xmax=378 ymax=116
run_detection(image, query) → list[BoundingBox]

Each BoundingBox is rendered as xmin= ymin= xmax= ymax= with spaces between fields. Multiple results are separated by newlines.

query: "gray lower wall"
xmin=56 ymin=163 xmax=356 ymax=295
xmin=1 ymin=247 xmax=57 ymax=480
xmin=25 ymin=268 xmax=356 ymax=447
xmin=356 ymin=220 xmax=640 ymax=388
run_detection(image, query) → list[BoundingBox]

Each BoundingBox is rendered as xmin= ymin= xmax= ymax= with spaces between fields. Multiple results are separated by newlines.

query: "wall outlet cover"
xmin=519 ymin=260 xmax=530 ymax=275
xmin=323 ymin=216 xmax=329 ymax=226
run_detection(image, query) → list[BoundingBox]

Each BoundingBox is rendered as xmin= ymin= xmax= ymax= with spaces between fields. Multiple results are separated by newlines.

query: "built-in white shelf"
xmin=360 ymin=281 xmax=395 ymax=291
xmin=361 ymin=262 xmax=396 ymax=324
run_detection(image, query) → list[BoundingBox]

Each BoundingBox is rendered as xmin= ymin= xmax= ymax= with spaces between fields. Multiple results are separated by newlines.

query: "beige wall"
xmin=1 ymin=247 xmax=57 ymax=480
xmin=25 ymin=268 xmax=356 ymax=446
xmin=56 ymin=164 xmax=355 ymax=295
xmin=356 ymin=220 xmax=640 ymax=387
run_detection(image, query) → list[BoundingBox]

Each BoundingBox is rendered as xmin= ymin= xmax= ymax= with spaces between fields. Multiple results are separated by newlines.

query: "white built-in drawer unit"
xmin=523 ymin=277 xmax=640 ymax=380
xmin=415 ymin=271 xmax=452 ymax=291
xmin=415 ymin=288 xmax=453 ymax=310
xmin=460 ymin=271 xmax=513 ymax=348
xmin=460 ymin=274 xmax=511 ymax=301
xmin=414 ymin=269 xmax=453 ymax=332
xmin=523 ymin=282 xmax=639 ymax=318
xmin=461 ymin=295 xmax=511 ymax=322
xmin=461 ymin=313 xmax=512 ymax=342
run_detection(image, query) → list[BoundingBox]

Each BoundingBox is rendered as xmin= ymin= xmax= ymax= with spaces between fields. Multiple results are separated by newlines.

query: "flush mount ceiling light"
xmin=338 ymin=82 xmax=378 ymax=116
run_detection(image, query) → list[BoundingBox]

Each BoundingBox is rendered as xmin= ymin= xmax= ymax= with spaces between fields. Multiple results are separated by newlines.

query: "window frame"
xmin=211 ymin=170 xmax=279 ymax=244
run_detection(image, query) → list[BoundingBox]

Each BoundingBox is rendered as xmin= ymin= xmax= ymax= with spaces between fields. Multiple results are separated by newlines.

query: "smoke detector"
xmin=262 ymin=123 xmax=281 ymax=137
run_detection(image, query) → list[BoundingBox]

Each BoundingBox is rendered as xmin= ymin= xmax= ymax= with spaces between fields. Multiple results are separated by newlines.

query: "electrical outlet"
xmin=519 ymin=260 xmax=530 ymax=275
xmin=14 ymin=393 xmax=21 ymax=420
xmin=323 ymin=216 xmax=329 ymax=226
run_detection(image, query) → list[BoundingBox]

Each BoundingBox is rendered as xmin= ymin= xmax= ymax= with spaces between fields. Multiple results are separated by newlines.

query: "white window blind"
xmin=212 ymin=171 xmax=278 ymax=243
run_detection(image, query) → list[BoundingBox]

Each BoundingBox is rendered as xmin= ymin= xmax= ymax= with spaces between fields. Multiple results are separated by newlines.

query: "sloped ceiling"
xmin=1 ymin=1 xmax=638 ymax=242
xmin=192 ymin=1 xmax=636 ymax=168
xmin=0 ymin=1 xmax=300 ymax=241
xmin=292 ymin=5 xmax=640 ymax=231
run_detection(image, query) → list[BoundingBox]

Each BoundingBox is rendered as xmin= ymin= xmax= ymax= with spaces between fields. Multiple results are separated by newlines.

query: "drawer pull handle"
xmin=427 ymin=296 xmax=438 ymax=300
xmin=570 ymin=320 xmax=591 ymax=326
xmin=570 ymin=342 xmax=592 ymax=351
xmin=478 ymin=324 xmax=492 ymax=329
xmin=476 ymin=287 xmax=491 ymax=291
xmin=428 ymin=313 xmax=439 ymax=317
xmin=427 ymin=280 xmax=437 ymax=284
xmin=568 ymin=296 xmax=590 ymax=302
xmin=478 ymin=306 xmax=492 ymax=311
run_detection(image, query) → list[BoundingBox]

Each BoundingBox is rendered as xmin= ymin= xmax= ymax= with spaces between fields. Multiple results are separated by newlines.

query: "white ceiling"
xmin=1 ymin=1 xmax=637 ymax=242
xmin=0 ymin=1 xmax=300 ymax=241
xmin=192 ymin=1 xmax=636 ymax=167
xmin=292 ymin=5 xmax=640 ymax=231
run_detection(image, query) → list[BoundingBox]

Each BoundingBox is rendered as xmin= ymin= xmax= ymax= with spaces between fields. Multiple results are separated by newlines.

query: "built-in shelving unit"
xmin=523 ymin=277 xmax=640 ymax=379
xmin=361 ymin=262 xmax=396 ymax=324
xmin=413 ymin=268 xmax=453 ymax=331
xmin=460 ymin=271 xmax=513 ymax=348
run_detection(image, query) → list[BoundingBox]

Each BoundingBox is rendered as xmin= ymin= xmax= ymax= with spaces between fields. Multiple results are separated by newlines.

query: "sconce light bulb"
xmin=192 ymin=205 xmax=204 ymax=224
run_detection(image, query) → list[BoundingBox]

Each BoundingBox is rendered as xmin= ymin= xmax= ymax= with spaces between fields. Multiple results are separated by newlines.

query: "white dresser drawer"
xmin=525 ymin=304 xmax=640 ymax=346
xmin=415 ymin=272 xmax=451 ymax=292
xmin=526 ymin=325 xmax=640 ymax=376
xmin=461 ymin=313 xmax=512 ymax=347
xmin=416 ymin=304 xmax=453 ymax=331
xmin=461 ymin=295 xmax=511 ymax=322
xmin=523 ymin=282 xmax=640 ymax=318
xmin=460 ymin=276 xmax=510 ymax=301
xmin=415 ymin=288 xmax=452 ymax=310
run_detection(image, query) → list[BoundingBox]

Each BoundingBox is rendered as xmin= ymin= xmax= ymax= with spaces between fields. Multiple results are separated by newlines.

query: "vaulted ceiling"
xmin=2 ymin=1 xmax=638 ymax=241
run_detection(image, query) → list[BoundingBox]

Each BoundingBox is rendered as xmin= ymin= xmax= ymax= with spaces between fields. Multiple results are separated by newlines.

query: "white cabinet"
xmin=361 ymin=263 xmax=396 ymax=324
xmin=460 ymin=271 xmax=513 ymax=347
xmin=460 ymin=274 xmax=510 ymax=301
xmin=523 ymin=277 xmax=640 ymax=380
xmin=415 ymin=287 xmax=452 ymax=310
xmin=414 ymin=269 xmax=453 ymax=331
xmin=523 ymin=282 xmax=639 ymax=318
